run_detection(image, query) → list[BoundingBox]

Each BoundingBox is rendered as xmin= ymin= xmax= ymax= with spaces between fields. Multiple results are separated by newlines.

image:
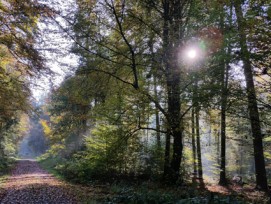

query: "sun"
xmin=187 ymin=49 xmax=197 ymax=59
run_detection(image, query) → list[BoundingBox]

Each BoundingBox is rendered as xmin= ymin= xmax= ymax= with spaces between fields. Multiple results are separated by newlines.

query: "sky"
xmin=31 ymin=0 xmax=78 ymax=100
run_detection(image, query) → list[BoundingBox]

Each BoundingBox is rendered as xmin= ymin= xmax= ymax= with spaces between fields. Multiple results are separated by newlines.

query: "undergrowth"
xmin=37 ymin=156 xmax=258 ymax=204
xmin=0 ymin=157 xmax=16 ymax=176
xmin=37 ymin=156 xmax=66 ymax=181
xmin=106 ymin=182 xmax=248 ymax=204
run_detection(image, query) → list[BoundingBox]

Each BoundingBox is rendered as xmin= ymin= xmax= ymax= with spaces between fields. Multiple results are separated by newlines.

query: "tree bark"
xmin=195 ymin=101 xmax=204 ymax=187
xmin=192 ymin=79 xmax=204 ymax=187
xmin=163 ymin=129 xmax=171 ymax=178
xmin=167 ymin=68 xmax=182 ymax=181
xmin=191 ymin=107 xmax=197 ymax=181
xmin=161 ymin=0 xmax=191 ymax=182
xmin=154 ymin=73 xmax=161 ymax=149
xmin=233 ymin=0 xmax=268 ymax=191
xmin=218 ymin=3 xmax=231 ymax=186
xmin=162 ymin=0 xmax=171 ymax=180
xmin=148 ymin=35 xmax=161 ymax=150
xmin=162 ymin=0 xmax=183 ymax=182
xmin=219 ymin=63 xmax=229 ymax=186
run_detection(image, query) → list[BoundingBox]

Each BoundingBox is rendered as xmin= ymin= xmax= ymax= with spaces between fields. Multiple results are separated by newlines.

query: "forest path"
xmin=0 ymin=159 xmax=79 ymax=204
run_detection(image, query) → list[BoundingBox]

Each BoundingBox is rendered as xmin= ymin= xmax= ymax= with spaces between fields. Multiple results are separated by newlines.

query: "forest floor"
xmin=206 ymin=183 xmax=270 ymax=203
xmin=0 ymin=159 xmax=270 ymax=203
xmin=0 ymin=159 xmax=106 ymax=203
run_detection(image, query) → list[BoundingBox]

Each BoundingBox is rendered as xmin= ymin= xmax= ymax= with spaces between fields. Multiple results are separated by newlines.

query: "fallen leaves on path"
xmin=0 ymin=159 xmax=78 ymax=204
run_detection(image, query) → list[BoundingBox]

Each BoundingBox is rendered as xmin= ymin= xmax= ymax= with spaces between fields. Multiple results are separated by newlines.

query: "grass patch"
xmin=37 ymin=156 xmax=66 ymax=181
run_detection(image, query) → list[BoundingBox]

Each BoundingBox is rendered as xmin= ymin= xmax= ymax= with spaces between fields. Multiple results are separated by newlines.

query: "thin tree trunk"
xmin=163 ymin=129 xmax=171 ymax=179
xmin=0 ymin=133 xmax=6 ymax=166
xmin=217 ymin=130 xmax=220 ymax=165
xmin=192 ymin=78 xmax=204 ymax=187
xmin=218 ymin=3 xmax=231 ymax=186
xmin=191 ymin=107 xmax=197 ymax=181
xmin=162 ymin=0 xmax=171 ymax=180
xmin=196 ymin=104 xmax=204 ymax=187
xmin=154 ymin=75 xmax=161 ymax=149
xmin=219 ymin=63 xmax=229 ymax=185
xmin=148 ymin=36 xmax=161 ymax=150
xmin=233 ymin=0 xmax=268 ymax=191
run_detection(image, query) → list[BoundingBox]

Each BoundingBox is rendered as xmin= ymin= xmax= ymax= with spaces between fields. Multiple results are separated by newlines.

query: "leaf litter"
xmin=0 ymin=159 xmax=79 ymax=204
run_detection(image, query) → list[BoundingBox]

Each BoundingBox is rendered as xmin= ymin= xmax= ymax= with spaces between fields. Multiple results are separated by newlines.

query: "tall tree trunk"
xmin=167 ymin=71 xmax=182 ymax=181
xmin=192 ymin=78 xmax=204 ymax=186
xmin=163 ymin=129 xmax=171 ymax=178
xmin=233 ymin=0 xmax=268 ymax=191
xmin=191 ymin=107 xmax=197 ymax=181
xmin=217 ymin=130 xmax=220 ymax=165
xmin=219 ymin=63 xmax=229 ymax=185
xmin=148 ymin=36 xmax=161 ymax=150
xmin=154 ymin=73 xmax=161 ymax=149
xmin=162 ymin=0 xmax=183 ymax=182
xmin=162 ymin=0 xmax=171 ymax=179
xmin=168 ymin=64 xmax=182 ymax=180
xmin=162 ymin=0 xmax=191 ymax=182
xmin=195 ymin=103 xmax=204 ymax=187
xmin=218 ymin=3 xmax=231 ymax=186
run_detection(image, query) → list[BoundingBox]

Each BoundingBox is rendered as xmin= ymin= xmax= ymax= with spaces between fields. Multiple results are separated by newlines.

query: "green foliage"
xmin=0 ymin=114 xmax=30 ymax=160
xmin=38 ymin=156 xmax=66 ymax=180
xmin=107 ymin=183 xmax=245 ymax=204
xmin=41 ymin=123 xmax=147 ymax=183
xmin=0 ymin=157 xmax=16 ymax=176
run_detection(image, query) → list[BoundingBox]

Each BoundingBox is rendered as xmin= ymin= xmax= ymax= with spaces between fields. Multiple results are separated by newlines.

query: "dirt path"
xmin=0 ymin=159 xmax=78 ymax=204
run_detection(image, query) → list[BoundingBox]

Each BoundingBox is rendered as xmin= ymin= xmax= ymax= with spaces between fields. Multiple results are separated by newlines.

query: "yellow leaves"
xmin=40 ymin=119 xmax=52 ymax=138
xmin=50 ymin=115 xmax=62 ymax=124
xmin=0 ymin=40 xmax=32 ymax=125
xmin=48 ymin=144 xmax=65 ymax=155
xmin=17 ymin=114 xmax=30 ymax=137
xmin=264 ymin=151 xmax=271 ymax=160
xmin=0 ymin=44 xmax=29 ymax=79
xmin=263 ymin=135 xmax=271 ymax=142
xmin=0 ymin=0 xmax=46 ymax=75
xmin=77 ymin=0 xmax=96 ymax=8
xmin=0 ymin=46 xmax=13 ymax=67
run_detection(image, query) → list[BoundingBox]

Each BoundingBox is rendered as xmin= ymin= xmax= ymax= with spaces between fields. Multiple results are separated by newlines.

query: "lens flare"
xmin=187 ymin=49 xmax=196 ymax=59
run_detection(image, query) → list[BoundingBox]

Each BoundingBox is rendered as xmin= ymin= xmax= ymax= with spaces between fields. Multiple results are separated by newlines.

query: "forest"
xmin=0 ymin=0 xmax=271 ymax=203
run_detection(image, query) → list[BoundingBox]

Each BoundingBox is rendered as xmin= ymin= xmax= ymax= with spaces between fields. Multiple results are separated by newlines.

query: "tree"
xmin=233 ymin=0 xmax=268 ymax=191
xmin=218 ymin=1 xmax=232 ymax=186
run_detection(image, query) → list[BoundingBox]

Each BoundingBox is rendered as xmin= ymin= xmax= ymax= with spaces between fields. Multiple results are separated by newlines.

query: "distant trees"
xmin=0 ymin=0 xmax=49 ymax=163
